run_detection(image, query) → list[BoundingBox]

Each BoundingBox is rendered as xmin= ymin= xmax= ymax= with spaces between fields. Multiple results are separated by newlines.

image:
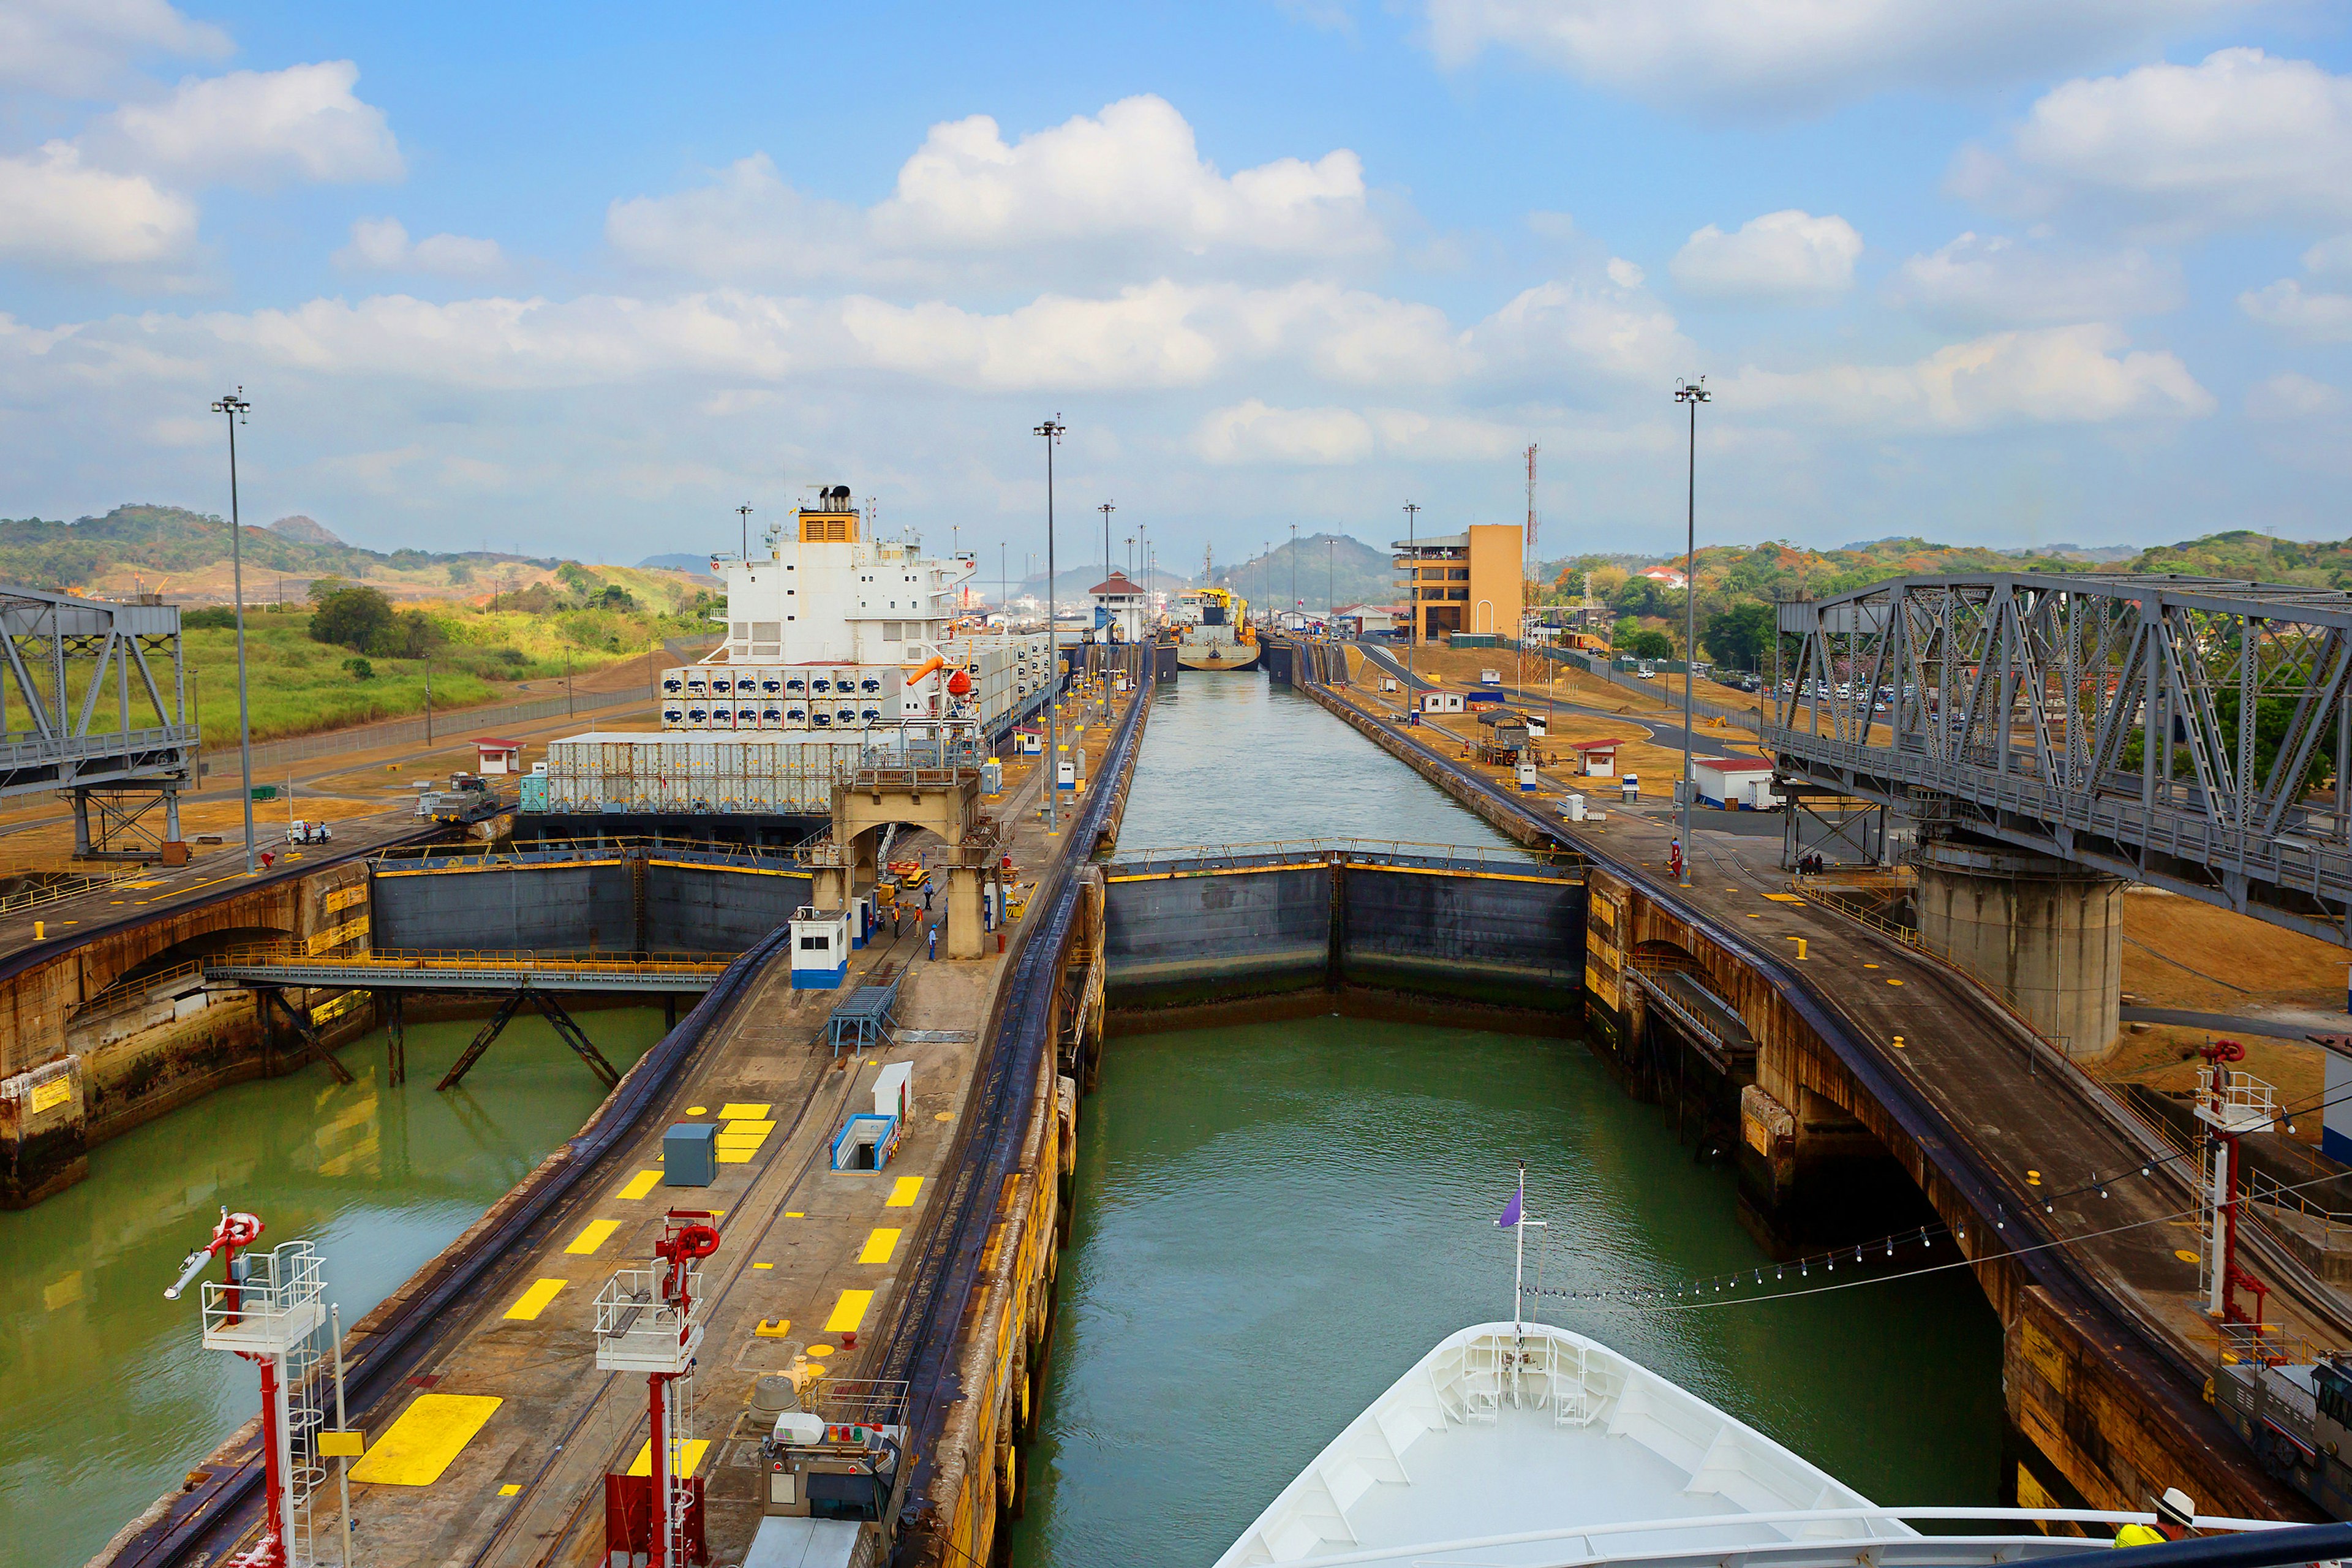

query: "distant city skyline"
xmin=2 ymin=2 xmax=2348 ymax=566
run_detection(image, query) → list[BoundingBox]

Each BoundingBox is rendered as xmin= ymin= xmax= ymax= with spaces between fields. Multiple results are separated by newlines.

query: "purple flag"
xmin=1497 ymin=1190 xmax=1523 ymax=1229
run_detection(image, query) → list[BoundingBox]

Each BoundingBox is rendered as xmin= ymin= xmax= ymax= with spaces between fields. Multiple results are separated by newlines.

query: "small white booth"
xmin=790 ymin=907 xmax=850 ymax=989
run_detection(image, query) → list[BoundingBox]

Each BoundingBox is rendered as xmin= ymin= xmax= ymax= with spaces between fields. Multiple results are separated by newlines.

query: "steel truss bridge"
xmin=0 ymin=586 xmax=200 ymax=851
xmin=1769 ymin=573 xmax=2352 ymax=944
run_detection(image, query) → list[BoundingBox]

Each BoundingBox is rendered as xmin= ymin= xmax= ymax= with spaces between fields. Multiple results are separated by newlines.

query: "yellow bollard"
xmin=34 ymin=920 xmax=43 ymax=941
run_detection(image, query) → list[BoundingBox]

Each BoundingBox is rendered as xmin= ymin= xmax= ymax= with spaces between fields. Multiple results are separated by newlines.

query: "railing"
xmin=202 ymin=943 xmax=731 ymax=978
xmin=372 ymin=835 xmax=813 ymax=874
xmin=198 ymin=1240 xmax=326 ymax=1351
xmin=0 ymin=864 xmax=145 ymax=913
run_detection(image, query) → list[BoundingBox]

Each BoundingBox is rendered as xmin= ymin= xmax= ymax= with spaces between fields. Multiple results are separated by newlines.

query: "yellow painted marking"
xmin=715 ymin=1149 xmax=756 ymax=1164
xmin=1763 ymin=893 xmax=1805 ymax=903
xmin=825 ymin=1289 xmax=875 ymax=1333
xmin=722 ymin=1119 xmax=776 ymax=1137
xmin=2176 ymin=1249 xmax=2201 ymax=1263
xmin=1863 ymin=963 xmax=1880 ymax=969
xmin=756 ymin=1317 xmax=791 ymax=1336
xmin=718 ymin=1102 xmax=772 ymax=1120
xmin=807 ymin=1343 xmax=836 ymax=1358
xmin=687 ymin=1105 xmax=707 ymax=1115
xmin=786 ymin=1211 xmax=806 ymax=1218
xmin=625 ymin=1439 xmax=710 ymax=1479
xmin=859 ymin=1228 xmax=902 ymax=1264
xmin=1886 ymin=978 xmax=1902 ymax=985
xmin=318 ymin=1430 xmax=364 ymax=1458
xmin=348 ymin=1394 xmax=503 ymax=1486
xmin=564 ymin=1220 xmax=619 ymax=1255
xmin=753 ymin=1261 xmax=774 ymax=1269
xmin=498 ymin=1484 xmax=521 ymax=1496
xmin=504 ymin=1278 xmax=567 ymax=1321
xmin=886 ymin=1177 xmax=923 ymax=1208
xmin=616 ymin=1169 xmax=662 ymax=1201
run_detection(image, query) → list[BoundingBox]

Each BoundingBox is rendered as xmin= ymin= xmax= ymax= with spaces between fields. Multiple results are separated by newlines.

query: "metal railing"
xmin=201 ymin=942 xmax=730 ymax=979
xmin=372 ymin=835 xmax=813 ymax=874
xmin=0 ymin=863 xmax=145 ymax=913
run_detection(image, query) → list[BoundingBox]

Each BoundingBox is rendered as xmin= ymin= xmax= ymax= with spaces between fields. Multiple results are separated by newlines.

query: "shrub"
xmin=309 ymin=585 xmax=394 ymax=652
xmin=342 ymin=656 xmax=374 ymax=680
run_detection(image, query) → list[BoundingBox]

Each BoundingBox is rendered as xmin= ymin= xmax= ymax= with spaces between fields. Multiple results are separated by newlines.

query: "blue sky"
xmin=2 ymin=1 xmax=2349 ymax=570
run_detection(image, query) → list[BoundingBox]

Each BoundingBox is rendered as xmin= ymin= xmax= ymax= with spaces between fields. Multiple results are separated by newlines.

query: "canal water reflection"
xmin=0 ymin=1009 xmax=663 ymax=1568
xmin=1013 ymin=673 xmax=2003 ymax=1568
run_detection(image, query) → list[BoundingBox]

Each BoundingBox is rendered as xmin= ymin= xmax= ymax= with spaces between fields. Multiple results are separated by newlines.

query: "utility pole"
xmin=1035 ymin=417 xmax=1065 ymax=830
xmin=211 ymin=388 xmax=257 ymax=873
xmin=1526 ymin=442 xmax=1539 ymax=685
xmin=1675 ymin=378 xmax=1710 ymax=880
xmin=737 ymin=503 xmax=752 ymax=562
xmin=1403 ymin=501 xmax=1420 ymax=707
xmin=1290 ymin=522 xmax=1297 ymax=627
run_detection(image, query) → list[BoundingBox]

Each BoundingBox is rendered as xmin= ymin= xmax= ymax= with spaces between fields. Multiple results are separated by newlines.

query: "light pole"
xmin=1098 ymin=501 xmax=1114 ymax=643
xmin=1290 ymin=522 xmax=1297 ymax=630
xmin=211 ymin=388 xmax=257 ymax=873
xmin=737 ymin=503 xmax=752 ymax=562
xmin=1675 ymin=377 xmax=1710 ymax=880
xmin=1035 ymin=417 xmax=1065 ymax=829
xmin=1402 ymin=502 xmax=1420 ymax=709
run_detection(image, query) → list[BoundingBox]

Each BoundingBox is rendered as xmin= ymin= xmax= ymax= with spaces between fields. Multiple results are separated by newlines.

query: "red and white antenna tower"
xmin=1525 ymin=442 xmax=1538 ymax=557
xmin=597 ymin=1210 xmax=723 ymax=1568
xmin=167 ymin=1210 xmax=333 ymax=1568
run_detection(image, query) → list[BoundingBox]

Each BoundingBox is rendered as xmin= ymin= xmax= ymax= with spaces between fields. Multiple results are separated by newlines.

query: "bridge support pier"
xmin=947 ymin=864 xmax=983 ymax=959
xmin=1736 ymin=1081 xmax=1921 ymax=1254
xmin=1914 ymin=837 xmax=2123 ymax=1063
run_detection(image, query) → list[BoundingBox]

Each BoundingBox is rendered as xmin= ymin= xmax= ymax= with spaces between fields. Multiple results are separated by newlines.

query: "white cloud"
xmin=2247 ymin=372 xmax=2343 ymax=420
xmin=2302 ymin=235 xmax=2352 ymax=277
xmin=0 ymin=0 xmax=230 ymax=94
xmin=841 ymin=282 xmax=1223 ymax=391
xmin=334 ymin=217 xmax=505 ymax=277
xmin=1476 ymin=280 xmax=1692 ymax=382
xmin=1727 ymin=324 xmax=2213 ymax=432
xmin=608 ymin=96 xmax=1382 ymax=283
xmin=1606 ymin=257 xmax=1643 ymax=288
xmin=1956 ymin=50 xmax=2352 ymax=235
xmin=1888 ymin=233 xmax=2182 ymax=328
xmin=1670 ymin=210 xmax=1861 ymax=303
xmin=1369 ymin=408 xmax=1526 ymax=461
xmin=2239 ymin=280 xmax=2352 ymax=343
xmin=1422 ymin=0 xmax=2239 ymax=116
xmin=1194 ymin=400 xmax=1375 ymax=464
xmin=0 ymin=141 xmax=196 ymax=267
xmin=99 ymin=61 xmax=404 ymax=186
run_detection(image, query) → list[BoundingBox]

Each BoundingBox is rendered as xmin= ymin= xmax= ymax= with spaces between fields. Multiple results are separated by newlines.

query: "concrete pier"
xmin=1913 ymin=835 xmax=2125 ymax=1063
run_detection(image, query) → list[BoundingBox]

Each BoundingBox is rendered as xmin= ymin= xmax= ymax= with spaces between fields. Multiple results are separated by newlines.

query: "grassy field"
xmin=167 ymin=594 xmax=706 ymax=742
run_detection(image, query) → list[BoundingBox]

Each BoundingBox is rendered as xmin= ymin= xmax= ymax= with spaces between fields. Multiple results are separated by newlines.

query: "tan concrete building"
xmin=1392 ymin=522 xmax=1523 ymax=644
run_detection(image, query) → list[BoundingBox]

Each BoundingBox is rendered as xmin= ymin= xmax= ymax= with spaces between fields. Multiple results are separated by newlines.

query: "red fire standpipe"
xmin=649 ymin=1370 xmax=670 ymax=1568
xmin=257 ymin=1355 xmax=285 ymax=1567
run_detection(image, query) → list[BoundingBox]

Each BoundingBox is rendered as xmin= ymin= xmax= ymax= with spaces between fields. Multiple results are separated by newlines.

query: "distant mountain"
xmin=1209 ymin=532 xmax=1395 ymax=611
xmin=267 ymin=514 xmax=342 ymax=545
xmin=639 ymin=552 xmax=717 ymax=574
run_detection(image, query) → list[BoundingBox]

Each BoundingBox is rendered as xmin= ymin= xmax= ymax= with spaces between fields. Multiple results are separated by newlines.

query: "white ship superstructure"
xmin=527 ymin=488 xmax=1058 ymax=821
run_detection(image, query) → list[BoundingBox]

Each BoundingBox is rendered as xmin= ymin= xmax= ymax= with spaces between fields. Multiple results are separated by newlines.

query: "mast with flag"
xmin=1498 ymin=1160 xmax=1527 ymax=1335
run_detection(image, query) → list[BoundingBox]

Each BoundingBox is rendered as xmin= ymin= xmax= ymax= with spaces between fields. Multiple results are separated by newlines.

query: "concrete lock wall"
xmin=372 ymin=860 xmax=635 ymax=952
xmin=1913 ymin=839 xmax=2124 ymax=1062
xmin=643 ymin=861 xmax=812 ymax=953
xmin=1102 ymin=858 xmax=1585 ymax=1013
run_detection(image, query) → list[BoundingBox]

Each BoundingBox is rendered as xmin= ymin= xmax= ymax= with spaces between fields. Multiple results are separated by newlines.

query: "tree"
xmin=1624 ymin=628 xmax=1675 ymax=660
xmin=1587 ymin=564 xmax=1629 ymax=598
xmin=306 ymin=575 xmax=348 ymax=605
xmin=309 ymin=585 xmax=395 ymax=652
xmin=1702 ymin=602 xmax=1777 ymax=671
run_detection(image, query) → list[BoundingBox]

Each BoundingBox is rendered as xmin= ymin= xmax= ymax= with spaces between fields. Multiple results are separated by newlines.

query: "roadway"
xmin=1324 ymin=669 xmax=2352 ymax=1454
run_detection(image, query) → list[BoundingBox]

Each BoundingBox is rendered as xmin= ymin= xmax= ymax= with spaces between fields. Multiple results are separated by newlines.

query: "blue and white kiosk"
xmin=790 ymin=906 xmax=851 ymax=989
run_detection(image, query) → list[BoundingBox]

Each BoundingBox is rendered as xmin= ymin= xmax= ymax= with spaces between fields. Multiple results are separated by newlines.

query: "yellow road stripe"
xmin=722 ymin=1119 xmax=776 ymax=1137
xmin=348 ymin=1394 xmax=503 ymax=1486
xmin=886 ymin=1177 xmax=922 ymax=1208
xmin=616 ymin=1169 xmax=662 ymax=1201
xmin=825 ymin=1290 xmax=875 ymax=1333
xmin=718 ymin=1102 xmax=772 ymax=1120
xmin=625 ymin=1439 xmax=710 ymax=1479
xmin=858 ymin=1228 xmax=901 ymax=1264
xmin=564 ymin=1220 xmax=618 ymax=1255
xmin=503 ymin=1278 xmax=567 ymax=1321
xmin=715 ymin=1149 xmax=756 ymax=1164
xmin=498 ymin=1484 xmax=521 ymax=1497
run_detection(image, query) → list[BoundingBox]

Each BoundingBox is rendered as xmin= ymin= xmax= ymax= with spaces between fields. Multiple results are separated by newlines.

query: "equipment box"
xmin=664 ymin=1122 xmax=717 ymax=1186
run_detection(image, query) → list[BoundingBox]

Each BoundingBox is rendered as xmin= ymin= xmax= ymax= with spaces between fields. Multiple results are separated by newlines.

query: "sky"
xmin=2 ymin=1 xmax=2350 ymax=571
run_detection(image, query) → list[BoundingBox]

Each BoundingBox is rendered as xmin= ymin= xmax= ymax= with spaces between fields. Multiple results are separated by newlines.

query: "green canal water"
xmin=0 ymin=1009 xmax=665 ymax=1568
xmin=1011 ymin=675 xmax=2004 ymax=1567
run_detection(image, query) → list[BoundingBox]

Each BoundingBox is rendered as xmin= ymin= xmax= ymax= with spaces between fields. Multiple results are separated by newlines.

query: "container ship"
xmin=518 ymin=486 xmax=1055 ymax=831
xmin=1172 ymin=582 xmax=1258 ymax=671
